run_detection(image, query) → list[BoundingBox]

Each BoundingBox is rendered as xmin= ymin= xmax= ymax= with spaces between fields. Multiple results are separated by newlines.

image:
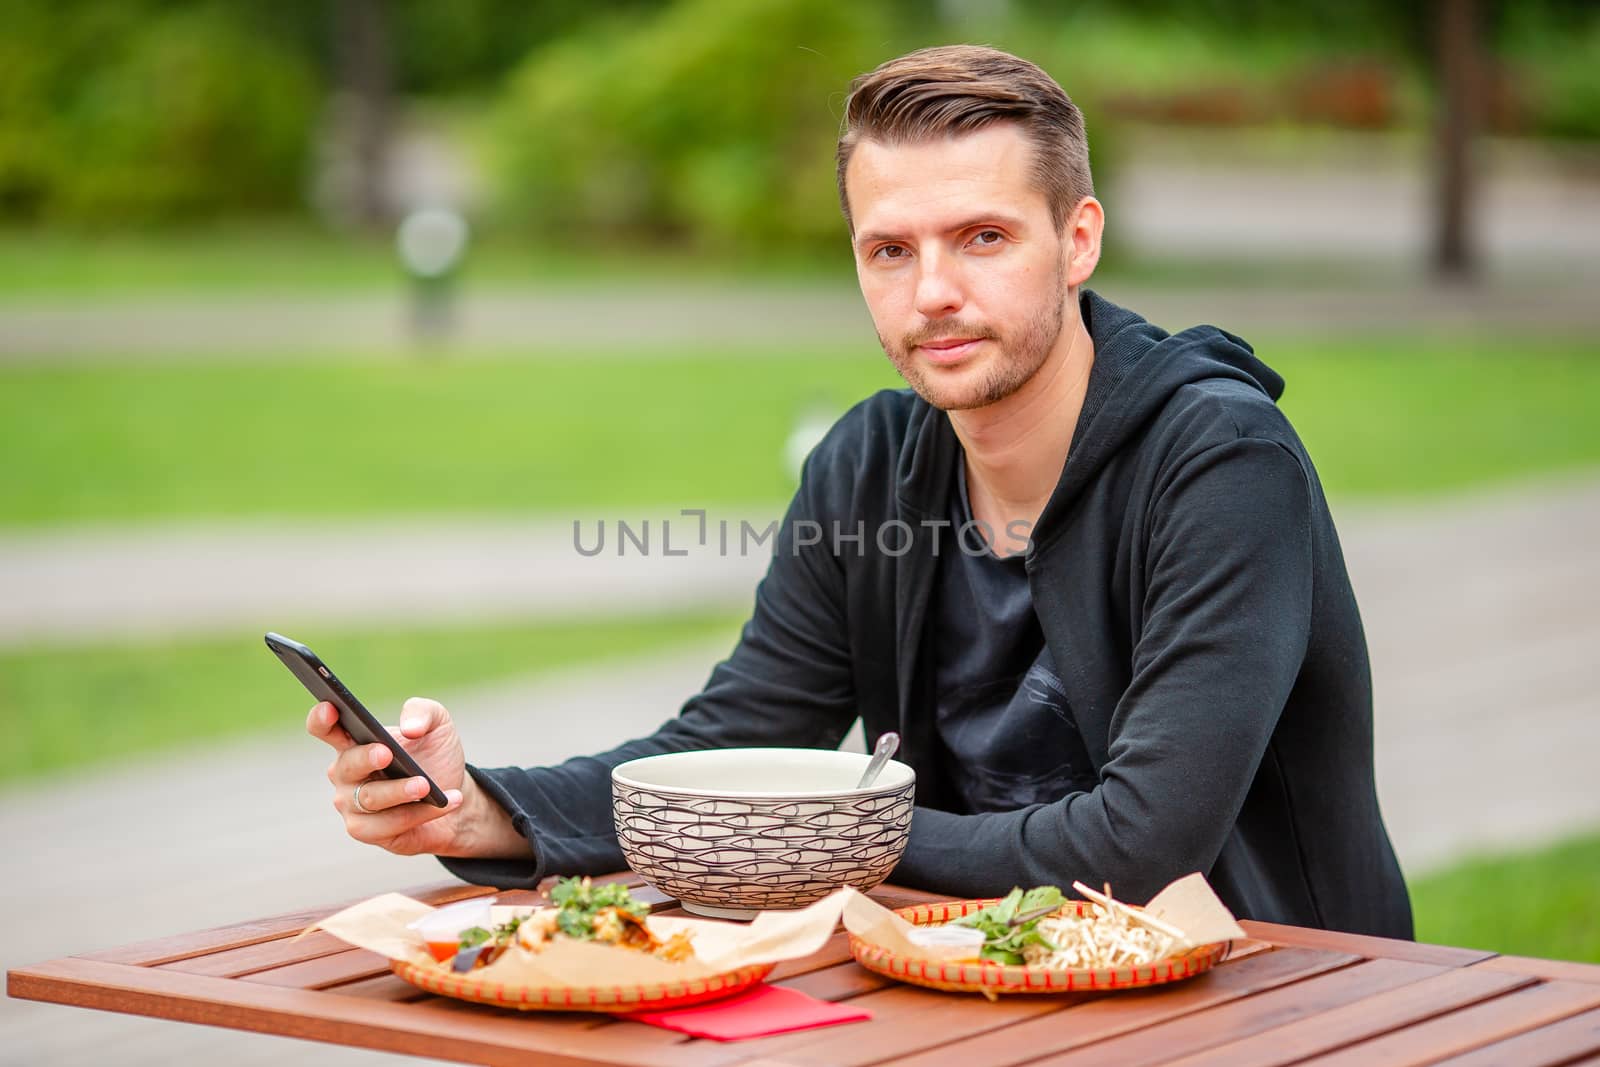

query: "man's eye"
xmin=971 ymin=230 xmax=1004 ymax=247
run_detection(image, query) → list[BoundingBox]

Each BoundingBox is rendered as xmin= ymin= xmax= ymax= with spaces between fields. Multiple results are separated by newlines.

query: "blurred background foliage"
xmin=492 ymin=0 xmax=889 ymax=251
xmin=1 ymin=0 xmax=1597 ymax=242
xmin=0 ymin=1 xmax=318 ymax=223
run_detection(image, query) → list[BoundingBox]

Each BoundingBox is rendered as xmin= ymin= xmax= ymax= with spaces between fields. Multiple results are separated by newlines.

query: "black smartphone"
xmin=265 ymin=632 xmax=449 ymax=807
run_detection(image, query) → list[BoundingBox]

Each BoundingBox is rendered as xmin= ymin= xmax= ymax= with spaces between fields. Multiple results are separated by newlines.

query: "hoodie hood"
xmin=1055 ymin=289 xmax=1283 ymax=491
xmin=895 ymin=288 xmax=1285 ymax=537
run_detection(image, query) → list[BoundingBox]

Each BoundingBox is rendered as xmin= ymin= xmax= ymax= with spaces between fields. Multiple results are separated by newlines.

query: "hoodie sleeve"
xmin=437 ymin=444 xmax=862 ymax=889
xmin=894 ymin=435 xmax=1315 ymax=904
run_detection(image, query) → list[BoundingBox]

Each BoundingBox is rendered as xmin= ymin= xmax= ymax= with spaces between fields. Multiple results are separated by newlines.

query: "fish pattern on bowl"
xmin=614 ymin=780 xmax=915 ymax=917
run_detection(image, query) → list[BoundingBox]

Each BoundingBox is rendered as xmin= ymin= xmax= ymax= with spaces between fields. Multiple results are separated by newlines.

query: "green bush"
xmin=490 ymin=0 xmax=892 ymax=252
xmin=486 ymin=1 xmax=1137 ymax=256
xmin=0 ymin=3 xmax=318 ymax=225
xmin=1503 ymin=7 xmax=1600 ymax=140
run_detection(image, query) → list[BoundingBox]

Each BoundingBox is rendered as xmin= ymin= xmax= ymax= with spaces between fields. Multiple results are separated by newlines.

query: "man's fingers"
xmin=343 ymin=787 xmax=465 ymax=845
xmin=345 ymin=775 xmax=430 ymax=814
xmin=306 ymin=702 xmax=355 ymax=750
xmin=399 ymin=696 xmax=448 ymax=738
xmin=327 ymin=742 xmax=393 ymax=785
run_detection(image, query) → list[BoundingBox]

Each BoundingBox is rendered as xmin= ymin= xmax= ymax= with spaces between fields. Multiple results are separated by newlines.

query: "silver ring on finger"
xmin=352 ymin=780 xmax=377 ymax=815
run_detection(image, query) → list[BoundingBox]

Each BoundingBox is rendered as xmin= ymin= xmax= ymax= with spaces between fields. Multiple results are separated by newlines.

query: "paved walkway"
xmin=2 ymin=276 xmax=1597 ymax=362
xmin=3 ymin=476 xmax=1598 ymax=1064
xmin=1110 ymin=126 xmax=1600 ymax=268
xmin=1341 ymin=475 xmax=1600 ymax=870
xmin=0 ymin=513 xmax=773 ymax=645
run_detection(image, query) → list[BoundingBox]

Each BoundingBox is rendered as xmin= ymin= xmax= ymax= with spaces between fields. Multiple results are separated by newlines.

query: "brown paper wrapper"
xmin=839 ymin=872 xmax=1244 ymax=961
xmin=840 ymin=873 xmax=1246 ymax=999
xmin=308 ymin=888 xmax=853 ymax=988
xmin=310 ymin=873 xmax=1242 ymax=995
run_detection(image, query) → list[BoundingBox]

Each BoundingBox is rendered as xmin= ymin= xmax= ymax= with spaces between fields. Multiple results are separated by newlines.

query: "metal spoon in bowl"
xmin=855 ymin=732 xmax=901 ymax=789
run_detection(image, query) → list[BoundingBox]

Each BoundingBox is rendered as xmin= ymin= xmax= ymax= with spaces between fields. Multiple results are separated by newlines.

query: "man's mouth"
xmin=916 ymin=337 xmax=986 ymax=364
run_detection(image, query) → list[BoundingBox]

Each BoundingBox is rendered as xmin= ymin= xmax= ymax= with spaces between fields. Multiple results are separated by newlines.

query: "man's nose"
xmin=912 ymin=253 xmax=964 ymax=318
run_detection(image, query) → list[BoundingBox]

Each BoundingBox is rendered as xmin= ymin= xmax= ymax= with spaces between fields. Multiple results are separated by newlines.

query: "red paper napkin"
xmin=630 ymin=984 xmax=871 ymax=1041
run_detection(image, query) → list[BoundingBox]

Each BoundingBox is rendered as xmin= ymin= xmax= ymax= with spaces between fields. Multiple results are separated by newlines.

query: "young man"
xmin=309 ymin=46 xmax=1412 ymax=937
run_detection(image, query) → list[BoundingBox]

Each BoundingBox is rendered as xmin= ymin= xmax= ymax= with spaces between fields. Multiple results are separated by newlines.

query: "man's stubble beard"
xmin=879 ymin=251 xmax=1068 ymax=413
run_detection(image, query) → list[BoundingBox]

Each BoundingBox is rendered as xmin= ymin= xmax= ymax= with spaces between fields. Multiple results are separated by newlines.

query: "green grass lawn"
xmin=0 ymin=349 xmax=901 ymax=524
xmin=0 ymin=611 xmax=742 ymax=782
xmin=2 ymin=337 xmax=1597 ymax=527
xmin=1272 ymin=337 xmax=1600 ymax=499
xmin=1411 ymin=830 xmax=1600 ymax=963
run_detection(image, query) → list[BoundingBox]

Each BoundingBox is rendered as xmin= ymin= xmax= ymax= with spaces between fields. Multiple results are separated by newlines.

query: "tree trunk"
xmin=335 ymin=0 xmax=393 ymax=230
xmin=1432 ymin=0 xmax=1480 ymax=279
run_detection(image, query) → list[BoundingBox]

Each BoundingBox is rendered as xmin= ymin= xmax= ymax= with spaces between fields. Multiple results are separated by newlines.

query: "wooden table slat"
xmin=766 ymin=932 xmax=854 ymax=984
xmin=7 ymin=955 xmax=740 ymax=1067
xmin=1027 ymin=957 xmax=1445 ymax=1067
xmin=1296 ymin=980 xmax=1600 ymax=1067
xmin=1223 ymin=940 xmax=1275 ymax=963
xmin=1237 ymin=920 xmax=1497 ymax=968
xmin=240 ymin=948 xmax=392 ymax=991
xmin=810 ymin=946 xmax=1359 ymax=1067
xmin=155 ymin=929 xmax=355 ymax=978
xmin=322 ymin=972 xmax=433 ymax=1003
xmin=773 ymin=961 xmax=893 ymax=1003
xmin=859 ymin=885 xmax=955 ymax=909
xmin=399 ymin=993 xmax=653 ymax=1038
xmin=1136 ymin=966 xmax=1538 ymax=1067
xmin=1470 ymin=955 xmax=1600 ymax=985
xmin=721 ymin=980 xmax=1076 ymax=1067
xmin=78 ymin=881 xmax=494 ymax=967
xmin=1429 ymin=1005 xmax=1600 ymax=1067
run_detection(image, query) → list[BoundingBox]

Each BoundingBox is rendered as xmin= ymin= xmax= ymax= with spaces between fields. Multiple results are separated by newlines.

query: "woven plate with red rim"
xmin=848 ymin=898 xmax=1228 ymax=995
xmin=389 ymin=958 xmax=776 ymax=1013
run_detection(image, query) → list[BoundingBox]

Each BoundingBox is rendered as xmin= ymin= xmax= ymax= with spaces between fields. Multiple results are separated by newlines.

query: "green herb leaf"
xmin=992 ymin=888 xmax=1024 ymax=924
xmin=457 ymin=926 xmax=493 ymax=949
xmin=557 ymin=909 xmax=594 ymax=940
xmin=547 ymin=876 xmax=648 ymax=941
xmin=947 ymin=885 xmax=1065 ymax=964
xmin=1019 ymin=886 xmax=1063 ymax=916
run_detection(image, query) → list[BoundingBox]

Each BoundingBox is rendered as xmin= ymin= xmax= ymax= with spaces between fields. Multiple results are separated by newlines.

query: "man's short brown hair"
xmin=836 ymin=44 xmax=1093 ymax=234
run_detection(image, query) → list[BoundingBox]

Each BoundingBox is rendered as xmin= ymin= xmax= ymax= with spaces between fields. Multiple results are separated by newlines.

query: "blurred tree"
xmin=391 ymin=0 xmax=656 ymax=94
xmin=3 ymin=0 xmax=1594 ymax=234
xmin=1497 ymin=1 xmax=1600 ymax=140
xmin=334 ymin=0 xmax=395 ymax=228
xmin=1432 ymin=0 xmax=1482 ymax=279
xmin=491 ymin=0 xmax=893 ymax=253
xmin=0 ymin=0 xmax=318 ymax=225
xmin=0 ymin=0 xmax=661 ymax=227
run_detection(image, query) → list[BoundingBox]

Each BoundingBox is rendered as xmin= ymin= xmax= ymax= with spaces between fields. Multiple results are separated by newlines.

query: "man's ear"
xmin=1064 ymin=196 xmax=1105 ymax=289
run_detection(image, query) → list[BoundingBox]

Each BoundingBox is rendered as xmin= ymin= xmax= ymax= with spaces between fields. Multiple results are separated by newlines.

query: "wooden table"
xmin=9 ymin=872 xmax=1600 ymax=1067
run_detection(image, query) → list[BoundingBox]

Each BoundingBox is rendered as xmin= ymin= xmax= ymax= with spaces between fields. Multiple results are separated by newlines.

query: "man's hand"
xmin=307 ymin=696 xmax=523 ymax=859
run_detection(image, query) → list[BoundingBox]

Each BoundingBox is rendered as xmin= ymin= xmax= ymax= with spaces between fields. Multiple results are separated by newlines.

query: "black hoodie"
xmin=445 ymin=289 xmax=1414 ymax=939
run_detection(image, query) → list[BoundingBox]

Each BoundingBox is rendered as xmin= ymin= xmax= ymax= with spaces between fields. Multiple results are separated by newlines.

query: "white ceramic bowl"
xmin=612 ymin=747 xmax=915 ymax=919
